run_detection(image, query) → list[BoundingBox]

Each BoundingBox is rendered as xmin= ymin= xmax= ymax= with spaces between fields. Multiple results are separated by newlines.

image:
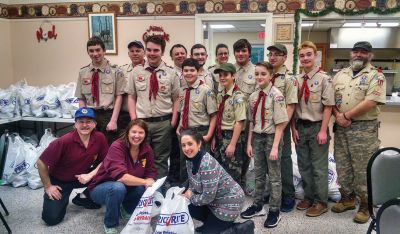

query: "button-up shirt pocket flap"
xmin=240 ymin=78 xmax=256 ymax=94
xmin=81 ymin=78 xmax=92 ymax=94
xmin=101 ymin=78 xmax=114 ymax=94
xmin=309 ymin=85 xmax=322 ymax=103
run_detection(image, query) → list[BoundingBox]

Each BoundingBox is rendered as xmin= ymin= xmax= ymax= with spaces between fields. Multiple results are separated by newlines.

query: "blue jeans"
xmin=90 ymin=181 xmax=145 ymax=228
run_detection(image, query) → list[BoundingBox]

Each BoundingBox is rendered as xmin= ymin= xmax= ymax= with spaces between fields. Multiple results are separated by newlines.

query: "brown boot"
xmin=306 ymin=202 xmax=328 ymax=217
xmin=296 ymin=199 xmax=313 ymax=210
xmin=331 ymin=190 xmax=356 ymax=213
xmin=353 ymin=196 xmax=370 ymax=223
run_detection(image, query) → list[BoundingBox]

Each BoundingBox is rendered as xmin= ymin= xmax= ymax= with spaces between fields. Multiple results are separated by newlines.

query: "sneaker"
xmin=103 ymin=225 xmax=118 ymax=234
xmin=72 ymin=193 xmax=101 ymax=209
xmin=120 ymin=206 xmax=131 ymax=220
xmin=240 ymin=204 xmax=266 ymax=219
xmin=281 ymin=197 xmax=295 ymax=212
xmin=264 ymin=210 xmax=281 ymax=228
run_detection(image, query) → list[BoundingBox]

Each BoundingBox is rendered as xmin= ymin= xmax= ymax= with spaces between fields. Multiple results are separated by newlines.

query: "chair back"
xmin=376 ymin=198 xmax=400 ymax=234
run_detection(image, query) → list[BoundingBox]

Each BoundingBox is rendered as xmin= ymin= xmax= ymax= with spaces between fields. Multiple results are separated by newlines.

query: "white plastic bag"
xmin=58 ymin=83 xmax=79 ymax=118
xmin=18 ymin=84 xmax=37 ymax=117
xmin=43 ymin=85 xmax=62 ymax=118
xmin=245 ymin=158 xmax=255 ymax=197
xmin=154 ymin=187 xmax=194 ymax=234
xmin=328 ymin=153 xmax=341 ymax=202
xmin=121 ymin=177 xmax=167 ymax=234
xmin=31 ymin=87 xmax=47 ymax=117
xmin=1 ymin=134 xmax=29 ymax=187
xmin=292 ymin=151 xmax=305 ymax=199
xmin=0 ymin=87 xmax=17 ymax=119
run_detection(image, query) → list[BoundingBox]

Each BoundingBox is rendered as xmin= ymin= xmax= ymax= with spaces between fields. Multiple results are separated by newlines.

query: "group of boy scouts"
xmin=70 ymin=35 xmax=385 ymax=228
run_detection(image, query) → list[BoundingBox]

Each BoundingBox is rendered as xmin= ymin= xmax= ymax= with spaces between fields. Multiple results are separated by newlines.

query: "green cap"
xmin=214 ymin=63 xmax=236 ymax=74
xmin=352 ymin=41 xmax=372 ymax=52
xmin=267 ymin=43 xmax=287 ymax=55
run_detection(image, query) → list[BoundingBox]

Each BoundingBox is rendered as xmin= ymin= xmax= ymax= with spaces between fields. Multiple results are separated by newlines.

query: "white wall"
xmin=0 ymin=19 xmax=13 ymax=89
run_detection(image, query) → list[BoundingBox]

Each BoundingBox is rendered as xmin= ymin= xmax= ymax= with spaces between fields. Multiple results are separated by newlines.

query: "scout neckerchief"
xmin=253 ymin=84 xmax=273 ymax=129
xmin=271 ymin=73 xmax=280 ymax=86
xmin=91 ymin=68 xmax=100 ymax=106
xmin=300 ymin=68 xmax=320 ymax=104
xmin=181 ymin=80 xmax=204 ymax=129
xmin=216 ymin=84 xmax=240 ymax=138
xmin=146 ymin=66 xmax=159 ymax=101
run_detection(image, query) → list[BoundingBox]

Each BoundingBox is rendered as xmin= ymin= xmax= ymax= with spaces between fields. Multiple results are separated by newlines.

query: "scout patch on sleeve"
xmin=372 ymin=86 xmax=381 ymax=96
xmin=327 ymin=77 xmax=333 ymax=83
xmin=234 ymin=96 xmax=244 ymax=104
xmin=375 ymin=74 xmax=385 ymax=86
xmin=82 ymin=77 xmax=91 ymax=85
xmin=207 ymin=90 xmax=216 ymax=99
xmin=275 ymin=95 xmax=285 ymax=102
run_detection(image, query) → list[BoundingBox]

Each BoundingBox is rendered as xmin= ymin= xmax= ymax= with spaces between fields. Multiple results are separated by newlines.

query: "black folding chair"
xmin=0 ymin=197 xmax=11 ymax=233
xmin=376 ymin=197 xmax=400 ymax=234
xmin=0 ymin=131 xmax=11 ymax=233
xmin=367 ymin=147 xmax=400 ymax=234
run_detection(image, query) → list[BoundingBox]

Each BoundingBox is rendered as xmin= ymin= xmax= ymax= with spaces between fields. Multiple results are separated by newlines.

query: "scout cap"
xmin=127 ymin=40 xmax=144 ymax=49
xmin=352 ymin=41 xmax=372 ymax=52
xmin=214 ymin=63 xmax=236 ymax=74
xmin=267 ymin=43 xmax=287 ymax=55
xmin=75 ymin=107 xmax=95 ymax=120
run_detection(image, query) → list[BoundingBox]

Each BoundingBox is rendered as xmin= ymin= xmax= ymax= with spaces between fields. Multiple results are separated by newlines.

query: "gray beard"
xmin=350 ymin=59 xmax=367 ymax=71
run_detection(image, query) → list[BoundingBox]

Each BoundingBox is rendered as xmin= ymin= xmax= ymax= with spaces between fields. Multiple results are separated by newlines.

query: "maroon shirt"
xmin=39 ymin=130 xmax=108 ymax=182
xmin=88 ymin=139 xmax=157 ymax=191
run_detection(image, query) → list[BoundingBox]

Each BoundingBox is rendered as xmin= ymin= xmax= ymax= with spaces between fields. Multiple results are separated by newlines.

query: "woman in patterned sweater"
xmin=181 ymin=129 xmax=245 ymax=233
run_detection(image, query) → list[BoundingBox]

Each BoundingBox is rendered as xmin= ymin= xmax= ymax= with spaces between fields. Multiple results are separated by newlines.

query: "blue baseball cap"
xmin=75 ymin=107 xmax=96 ymax=120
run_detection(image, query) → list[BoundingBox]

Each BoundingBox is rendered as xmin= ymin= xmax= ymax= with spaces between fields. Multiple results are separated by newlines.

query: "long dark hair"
xmin=120 ymin=119 xmax=148 ymax=147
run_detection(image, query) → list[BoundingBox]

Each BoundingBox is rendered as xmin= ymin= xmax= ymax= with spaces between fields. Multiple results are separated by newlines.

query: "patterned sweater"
xmin=187 ymin=153 xmax=245 ymax=221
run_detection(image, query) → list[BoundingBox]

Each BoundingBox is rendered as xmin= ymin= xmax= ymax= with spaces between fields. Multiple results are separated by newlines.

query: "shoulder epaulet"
xmin=165 ymin=64 xmax=174 ymax=69
xmin=110 ymin=64 xmax=118 ymax=68
xmin=80 ymin=64 xmax=90 ymax=70
xmin=208 ymin=65 xmax=216 ymax=69
xmin=120 ymin=63 xmax=129 ymax=68
xmin=318 ymin=70 xmax=327 ymax=75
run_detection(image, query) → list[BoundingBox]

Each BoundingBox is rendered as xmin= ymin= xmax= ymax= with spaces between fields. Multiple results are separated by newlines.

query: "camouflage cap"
xmin=352 ymin=41 xmax=372 ymax=52
xmin=214 ymin=63 xmax=236 ymax=74
xmin=267 ymin=43 xmax=287 ymax=55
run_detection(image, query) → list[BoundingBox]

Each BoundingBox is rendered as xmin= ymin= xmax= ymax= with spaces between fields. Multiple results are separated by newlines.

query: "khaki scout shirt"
xmin=333 ymin=63 xmax=386 ymax=121
xmin=181 ymin=69 xmax=214 ymax=91
xmin=120 ymin=63 xmax=144 ymax=112
xmin=295 ymin=67 xmax=335 ymax=121
xmin=234 ymin=62 xmax=256 ymax=99
xmin=248 ymin=83 xmax=289 ymax=134
xmin=178 ymin=79 xmax=218 ymax=128
xmin=217 ymin=85 xmax=247 ymax=130
xmin=127 ymin=61 xmax=180 ymax=118
xmin=173 ymin=65 xmax=185 ymax=88
xmin=75 ymin=59 xmax=126 ymax=110
xmin=273 ymin=65 xmax=298 ymax=105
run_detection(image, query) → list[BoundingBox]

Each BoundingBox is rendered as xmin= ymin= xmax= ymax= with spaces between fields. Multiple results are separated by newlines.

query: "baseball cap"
xmin=267 ymin=43 xmax=287 ymax=55
xmin=127 ymin=40 xmax=144 ymax=49
xmin=352 ymin=41 xmax=372 ymax=52
xmin=75 ymin=107 xmax=95 ymax=120
xmin=214 ymin=63 xmax=236 ymax=74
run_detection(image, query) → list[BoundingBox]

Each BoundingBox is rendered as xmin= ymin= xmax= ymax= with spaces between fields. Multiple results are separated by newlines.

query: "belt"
xmin=297 ymin=119 xmax=322 ymax=125
xmin=351 ymin=119 xmax=377 ymax=123
xmin=186 ymin=125 xmax=209 ymax=132
xmin=141 ymin=114 xmax=172 ymax=123
xmin=253 ymin=132 xmax=274 ymax=137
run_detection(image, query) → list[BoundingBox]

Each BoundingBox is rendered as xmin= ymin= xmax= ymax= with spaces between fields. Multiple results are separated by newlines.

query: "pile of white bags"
xmin=0 ymin=80 xmax=78 ymax=119
xmin=1 ymin=129 xmax=57 ymax=189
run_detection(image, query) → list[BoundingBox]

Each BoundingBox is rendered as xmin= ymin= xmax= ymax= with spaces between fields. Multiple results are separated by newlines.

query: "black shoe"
xmin=219 ymin=220 xmax=255 ymax=234
xmin=281 ymin=197 xmax=295 ymax=212
xmin=195 ymin=225 xmax=204 ymax=232
xmin=72 ymin=193 xmax=101 ymax=209
xmin=241 ymin=204 xmax=266 ymax=219
xmin=264 ymin=210 xmax=281 ymax=228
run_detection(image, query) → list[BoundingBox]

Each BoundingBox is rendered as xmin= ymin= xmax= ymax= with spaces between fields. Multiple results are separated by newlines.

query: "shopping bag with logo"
xmin=121 ymin=176 xmax=167 ymax=234
xmin=1 ymin=133 xmax=28 ymax=187
xmin=328 ymin=153 xmax=341 ymax=202
xmin=154 ymin=186 xmax=194 ymax=234
xmin=57 ymin=83 xmax=79 ymax=118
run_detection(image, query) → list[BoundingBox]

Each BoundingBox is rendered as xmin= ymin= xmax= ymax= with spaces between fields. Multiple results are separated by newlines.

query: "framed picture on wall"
xmin=315 ymin=43 xmax=327 ymax=71
xmin=275 ymin=23 xmax=294 ymax=43
xmin=88 ymin=13 xmax=118 ymax=54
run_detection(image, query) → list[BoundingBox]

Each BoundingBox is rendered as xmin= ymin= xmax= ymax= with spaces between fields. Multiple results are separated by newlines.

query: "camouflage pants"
xmin=295 ymin=121 xmax=329 ymax=203
xmin=334 ymin=120 xmax=380 ymax=198
xmin=214 ymin=130 xmax=244 ymax=184
xmin=94 ymin=109 xmax=119 ymax=145
xmin=252 ymin=133 xmax=282 ymax=211
xmin=179 ymin=127 xmax=210 ymax=183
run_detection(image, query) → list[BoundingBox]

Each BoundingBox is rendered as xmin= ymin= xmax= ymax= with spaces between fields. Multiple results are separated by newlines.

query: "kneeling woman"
xmin=88 ymin=120 xmax=157 ymax=233
xmin=181 ymin=129 xmax=245 ymax=233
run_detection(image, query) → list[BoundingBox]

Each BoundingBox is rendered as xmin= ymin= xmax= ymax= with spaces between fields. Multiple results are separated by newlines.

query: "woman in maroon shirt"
xmin=88 ymin=119 xmax=157 ymax=234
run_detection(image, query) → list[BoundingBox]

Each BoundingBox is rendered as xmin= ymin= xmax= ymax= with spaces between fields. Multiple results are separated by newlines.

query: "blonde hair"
xmin=298 ymin=41 xmax=317 ymax=54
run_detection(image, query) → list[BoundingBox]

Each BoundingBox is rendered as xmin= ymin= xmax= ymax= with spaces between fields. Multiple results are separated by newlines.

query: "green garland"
xmin=293 ymin=6 xmax=400 ymax=74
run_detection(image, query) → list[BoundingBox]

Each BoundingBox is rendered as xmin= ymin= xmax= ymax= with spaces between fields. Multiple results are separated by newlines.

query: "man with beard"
xmin=190 ymin=44 xmax=214 ymax=90
xmin=331 ymin=41 xmax=386 ymax=224
xmin=209 ymin=43 xmax=230 ymax=94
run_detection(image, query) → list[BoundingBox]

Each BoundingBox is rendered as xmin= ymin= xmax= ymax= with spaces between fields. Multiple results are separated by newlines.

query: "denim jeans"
xmin=90 ymin=181 xmax=145 ymax=228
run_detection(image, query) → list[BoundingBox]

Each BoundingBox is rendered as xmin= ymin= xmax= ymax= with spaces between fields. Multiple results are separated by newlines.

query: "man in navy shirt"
xmin=37 ymin=107 xmax=109 ymax=226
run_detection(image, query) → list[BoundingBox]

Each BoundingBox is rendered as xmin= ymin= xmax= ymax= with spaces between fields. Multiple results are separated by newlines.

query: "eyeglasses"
xmin=217 ymin=52 xmax=229 ymax=56
xmin=267 ymin=53 xmax=285 ymax=58
xmin=76 ymin=119 xmax=94 ymax=125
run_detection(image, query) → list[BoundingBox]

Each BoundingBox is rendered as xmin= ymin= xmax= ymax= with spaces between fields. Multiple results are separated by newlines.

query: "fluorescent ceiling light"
xmin=364 ymin=22 xmax=377 ymax=27
xmin=203 ymin=25 xmax=206 ymax=29
xmin=379 ymin=22 xmax=399 ymax=27
xmin=343 ymin=22 xmax=362 ymax=27
xmin=209 ymin=24 xmax=234 ymax=29
xmin=260 ymin=24 xmax=265 ymax=27
xmin=301 ymin=23 xmax=314 ymax=27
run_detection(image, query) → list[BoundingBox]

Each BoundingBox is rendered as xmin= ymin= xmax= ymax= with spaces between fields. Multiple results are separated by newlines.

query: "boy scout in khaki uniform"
xmin=267 ymin=44 xmax=299 ymax=212
xmin=176 ymin=58 xmax=218 ymax=183
xmin=126 ymin=36 xmax=180 ymax=179
xmin=233 ymin=39 xmax=256 ymax=100
xmin=291 ymin=41 xmax=335 ymax=217
xmin=241 ymin=62 xmax=288 ymax=229
xmin=119 ymin=40 xmax=145 ymax=133
xmin=212 ymin=63 xmax=247 ymax=183
xmin=75 ymin=36 xmax=126 ymax=145
xmin=331 ymin=41 xmax=386 ymax=224
xmin=190 ymin=44 xmax=214 ymax=90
